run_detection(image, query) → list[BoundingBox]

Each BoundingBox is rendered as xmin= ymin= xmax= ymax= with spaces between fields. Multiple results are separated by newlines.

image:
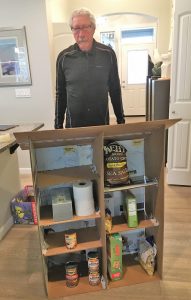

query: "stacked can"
xmin=65 ymin=261 xmax=79 ymax=288
xmin=87 ymin=251 xmax=100 ymax=286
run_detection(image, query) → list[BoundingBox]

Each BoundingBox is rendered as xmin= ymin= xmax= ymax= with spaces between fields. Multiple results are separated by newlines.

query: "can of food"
xmin=89 ymin=270 xmax=100 ymax=286
xmin=65 ymin=261 xmax=79 ymax=288
xmin=65 ymin=230 xmax=77 ymax=249
xmin=88 ymin=251 xmax=99 ymax=271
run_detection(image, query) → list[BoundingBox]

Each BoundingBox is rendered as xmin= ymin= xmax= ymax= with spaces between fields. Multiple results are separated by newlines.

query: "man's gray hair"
xmin=69 ymin=8 xmax=96 ymax=29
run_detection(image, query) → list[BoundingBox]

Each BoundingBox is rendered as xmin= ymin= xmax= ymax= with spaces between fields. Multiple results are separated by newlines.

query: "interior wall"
xmin=50 ymin=0 xmax=69 ymax=22
xmin=51 ymin=0 xmax=171 ymax=54
xmin=0 ymin=0 xmax=171 ymax=173
xmin=0 ymin=0 xmax=55 ymax=171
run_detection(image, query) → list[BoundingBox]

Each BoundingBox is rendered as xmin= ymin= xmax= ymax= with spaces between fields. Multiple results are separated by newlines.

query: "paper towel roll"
xmin=73 ymin=180 xmax=95 ymax=216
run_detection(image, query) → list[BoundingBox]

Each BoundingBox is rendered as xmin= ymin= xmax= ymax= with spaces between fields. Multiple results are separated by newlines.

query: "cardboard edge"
xmin=14 ymin=119 xmax=181 ymax=150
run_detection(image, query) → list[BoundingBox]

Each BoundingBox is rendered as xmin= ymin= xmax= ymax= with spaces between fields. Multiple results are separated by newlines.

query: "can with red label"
xmin=89 ymin=270 xmax=100 ymax=286
xmin=65 ymin=261 xmax=79 ymax=287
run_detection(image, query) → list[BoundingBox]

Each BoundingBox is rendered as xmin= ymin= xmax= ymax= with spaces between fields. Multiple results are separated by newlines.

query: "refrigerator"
xmin=146 ymin=76 xmax=170 ymax=161
xmin=146 ymin=76 xmax=170 ymax=121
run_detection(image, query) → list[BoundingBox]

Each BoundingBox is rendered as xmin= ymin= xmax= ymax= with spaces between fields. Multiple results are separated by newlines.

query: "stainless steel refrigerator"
xmin=146 ymin=76 xmax=170 ymax=161
xmin=146 ymin=76 xmax=170 ymax=121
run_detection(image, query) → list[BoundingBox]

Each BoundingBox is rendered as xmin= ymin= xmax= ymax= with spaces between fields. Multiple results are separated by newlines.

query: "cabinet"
xmin=14 ymin=119 xmax=179 ymax=298
xmin=0 ymin=123 xmax=43 ymax=240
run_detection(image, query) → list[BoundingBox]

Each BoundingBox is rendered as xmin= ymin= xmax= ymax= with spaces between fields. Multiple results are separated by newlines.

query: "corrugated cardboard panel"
xmin=14 ymin=119 xmax=181 ymax=150
xmin=14 ymin=118 xmax=181 ymax=297
xmin=14 ymin=126 xmax=102 ymax=150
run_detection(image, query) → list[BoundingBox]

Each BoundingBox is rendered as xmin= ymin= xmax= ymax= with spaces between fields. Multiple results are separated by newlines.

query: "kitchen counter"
xmin=0 ymin=123 xmax=43 ymax=153
xmin=0 ymin=123 xmax=44 ymax=240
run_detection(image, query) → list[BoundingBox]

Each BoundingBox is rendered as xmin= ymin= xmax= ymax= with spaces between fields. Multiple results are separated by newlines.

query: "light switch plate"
xmin=15 ymin=88 xmax=31 ymax=98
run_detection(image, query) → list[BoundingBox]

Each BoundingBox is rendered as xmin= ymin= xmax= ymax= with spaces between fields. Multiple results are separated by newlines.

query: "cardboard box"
xmin=11 ymin=186 xmax=37 ymax=224
xmin=14 ymin=119 xmax=179 ymax=298
xmin=51 ymin=187 xmax=73 ymax=221
xmin=123 ymin=190 xmax=138 ymax=228
xmin=107 ymin=233 xmax=123 ymax=281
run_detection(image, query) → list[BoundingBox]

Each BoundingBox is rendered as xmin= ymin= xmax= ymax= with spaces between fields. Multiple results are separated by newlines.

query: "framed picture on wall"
xmin=0 ymin=26 xmax=31 ymax=86
xmin=100 ymin=31 xmax=115 ymax=51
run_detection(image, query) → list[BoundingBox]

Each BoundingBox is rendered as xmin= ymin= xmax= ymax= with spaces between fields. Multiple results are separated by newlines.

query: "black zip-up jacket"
xmin=54 ymin=39 xmax=125 ymax=128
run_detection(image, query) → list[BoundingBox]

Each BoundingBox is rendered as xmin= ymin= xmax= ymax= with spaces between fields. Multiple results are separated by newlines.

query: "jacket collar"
xmin=74 ymin=39 xmax=96 ymax=55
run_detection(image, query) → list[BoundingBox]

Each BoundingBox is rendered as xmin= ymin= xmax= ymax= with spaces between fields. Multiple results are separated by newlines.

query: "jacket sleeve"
xmin=108 ymin=50 xmax=125 ymax=124
xmin=54 ymin=53 xmax=67 ymax=129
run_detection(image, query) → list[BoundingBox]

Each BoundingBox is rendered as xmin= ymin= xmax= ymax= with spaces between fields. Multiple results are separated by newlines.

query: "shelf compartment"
xmin=109 ymin=213 xmax=159 ymax=234
xmin=43 ymin=226 xmax=102 ymax=257
xmin=39 ymin=205 xmax=101 ymax=226
xmin=104 ymin=178 xmax=158 ymax=193
xmin=108 ymin=254 xmax=160 ymax=289
xmin=37 ymin=165 xmax=99 ymax=188
xmin=48 ymin=275 xmax=103 ymax=298
xmin=45 ymin=246 xmax=104 ymax=298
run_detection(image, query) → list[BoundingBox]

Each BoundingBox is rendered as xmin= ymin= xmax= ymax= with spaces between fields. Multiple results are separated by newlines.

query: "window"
xmin=127 ymin=50 xmax=148 ymax=84
xmin=121 ymin=28 xmax=154 ymax=43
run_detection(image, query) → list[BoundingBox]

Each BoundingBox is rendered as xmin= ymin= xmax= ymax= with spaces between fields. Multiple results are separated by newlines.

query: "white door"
xmin=121 ymin=43 xmax=155 ymax=116
xmin=167 ymin=0 xmax=191 ymax=185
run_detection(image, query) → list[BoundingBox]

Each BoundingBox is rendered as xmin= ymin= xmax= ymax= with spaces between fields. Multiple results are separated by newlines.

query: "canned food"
xmin=88 ymin=251 xmax=99 ymax=271
xmin=65 ymin=261 xmax=79 ymax=288
xmin=89 ymin=270 xmax=100 ymax=286
xmin=65 ymin=230 xmax=77 ymax=249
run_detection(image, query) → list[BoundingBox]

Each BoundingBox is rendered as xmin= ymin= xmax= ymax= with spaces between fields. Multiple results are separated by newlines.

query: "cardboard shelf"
xmin=48 ymin=275 xmax=103 ymax=298
xmin=39 ymin=205 xmax=101 ymax=226
xmin=104 ymin=178 xmax=158 ymax=193
xmin=109 ymin=214 xmax=159 ymax=234
xmin=47 ymin=254 xmax=159 ymax=297
xmin=108 ymin=256 xmax=160 ymax=289
xmin=36 ymin=165 xmax=99 ymax=188
xmin=42 ymin=227 xmax=102 ymax=257
xmin=43 ymin=240 xmax=102 ymax=256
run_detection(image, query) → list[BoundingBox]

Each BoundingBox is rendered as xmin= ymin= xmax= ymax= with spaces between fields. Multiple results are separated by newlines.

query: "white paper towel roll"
xmin=73 ymin=180 xmax=95 ymax=216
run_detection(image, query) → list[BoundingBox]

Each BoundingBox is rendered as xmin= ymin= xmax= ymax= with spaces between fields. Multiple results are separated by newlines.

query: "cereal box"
xmin=107 ymin=233 xmax=123 ymax=281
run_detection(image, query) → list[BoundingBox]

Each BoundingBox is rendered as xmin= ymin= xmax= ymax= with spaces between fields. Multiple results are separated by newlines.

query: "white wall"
xmin=50 ymin=0 xmax=171 ymax=54
xmin=0 ymin=0 xmax=171 ymax=172
xmin=0 ymin=0 xmax=54 ymax=171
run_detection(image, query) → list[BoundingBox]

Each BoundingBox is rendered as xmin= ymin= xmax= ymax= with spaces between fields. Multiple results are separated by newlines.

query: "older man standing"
xmin=54 ymin=7 xmax=125 ymax=128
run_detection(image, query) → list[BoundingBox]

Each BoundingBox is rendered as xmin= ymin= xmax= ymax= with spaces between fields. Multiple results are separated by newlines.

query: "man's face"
xmin=71 ymin=15 xmax=95 ymax=52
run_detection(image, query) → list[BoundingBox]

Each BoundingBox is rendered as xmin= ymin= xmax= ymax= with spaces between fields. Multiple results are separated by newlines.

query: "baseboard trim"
xmin=124 ymin=115 xmax=146 ymax=117
xmin=19 ymin=168 xmax=32 ymax=175
xmin=0 ymin=216 xmax=13 ymax=240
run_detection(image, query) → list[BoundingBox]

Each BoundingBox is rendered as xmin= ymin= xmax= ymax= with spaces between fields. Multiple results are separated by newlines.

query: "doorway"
xmin=96 ymin=12 xmax=158 ymax=117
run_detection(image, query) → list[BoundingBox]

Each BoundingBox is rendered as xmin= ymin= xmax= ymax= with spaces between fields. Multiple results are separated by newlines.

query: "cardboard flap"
xmin=14 ymin=118 xmax=181 ymax=150
xmin=14 ymin=127 xmax=103 ymax=150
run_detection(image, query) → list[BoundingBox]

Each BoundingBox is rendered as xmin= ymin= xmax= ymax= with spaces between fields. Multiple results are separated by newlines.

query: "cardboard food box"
xmin=51 ymin=187 xmax=73 ymax=221
xmin=123 ymin=190 xmax=138 ymax=228
xmin=11 ymin=185 xmax=37 ymax=224
xmin=107 ymin=233 xmax=123 ymax=281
